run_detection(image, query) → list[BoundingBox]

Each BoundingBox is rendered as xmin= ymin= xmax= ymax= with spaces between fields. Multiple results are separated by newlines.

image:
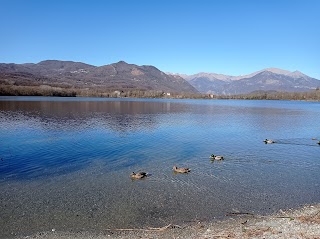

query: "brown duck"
xmin=210 ymin=154 xmax=224 ymax=160
xmin=130 ymin=172 xmax=147 ymax=179
xmin=173 ymin=166 xmax=191 ymax=173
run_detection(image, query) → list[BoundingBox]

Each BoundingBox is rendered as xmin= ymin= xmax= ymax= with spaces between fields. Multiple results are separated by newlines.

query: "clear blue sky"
xmin=1 ymin=0 xmax=319 ymax=78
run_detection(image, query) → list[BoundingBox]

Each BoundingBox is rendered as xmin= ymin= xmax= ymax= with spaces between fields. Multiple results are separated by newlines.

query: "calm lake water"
xmin=0 ymin=96 xmax=320 ymax=237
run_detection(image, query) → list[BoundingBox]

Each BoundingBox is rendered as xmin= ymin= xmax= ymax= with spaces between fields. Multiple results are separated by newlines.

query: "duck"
xmin=173 ymin=166 xmax=191 ymax=173
xmin=210 ymin=154 xmax=224 ymax=160
xmin=130 ymin=172 xmax=147 ymax=179
xmin=264 ymin=139 xmax=275 ymax=144
xmin=317 ymin=141 xmax=320 ymax=145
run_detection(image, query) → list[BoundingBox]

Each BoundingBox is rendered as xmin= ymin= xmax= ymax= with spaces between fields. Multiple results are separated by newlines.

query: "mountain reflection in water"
xmin=0 ymin=97 xmax=319 ymax=238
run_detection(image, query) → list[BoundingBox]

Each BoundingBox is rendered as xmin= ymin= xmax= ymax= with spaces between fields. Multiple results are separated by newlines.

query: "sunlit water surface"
xmin=0 ymin=96 xmax=320 ymax=237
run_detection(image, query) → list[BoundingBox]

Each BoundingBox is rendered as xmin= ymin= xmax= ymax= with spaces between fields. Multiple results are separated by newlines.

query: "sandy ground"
xmin=15 ymin=204 xmax=320 ymax=239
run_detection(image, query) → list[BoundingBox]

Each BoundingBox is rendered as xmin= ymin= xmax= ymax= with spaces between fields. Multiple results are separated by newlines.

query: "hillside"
xmin=0 ymin=60 xmax=198 ymax=94
xmin=175 ymin=68 xmax=320 ymax=95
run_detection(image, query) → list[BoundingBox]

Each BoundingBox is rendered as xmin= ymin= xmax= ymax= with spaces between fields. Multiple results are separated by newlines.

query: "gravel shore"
xmin=15 ymin=204 xmax=320 ymax=239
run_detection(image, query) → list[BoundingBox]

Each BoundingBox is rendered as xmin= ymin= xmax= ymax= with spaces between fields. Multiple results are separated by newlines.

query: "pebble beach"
xmin=13 ymin=204 xmax=320 ymax=239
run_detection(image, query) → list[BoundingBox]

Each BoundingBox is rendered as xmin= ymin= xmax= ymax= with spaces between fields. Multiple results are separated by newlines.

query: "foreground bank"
xmin=13 ymin=204 xmax=320 ymax=239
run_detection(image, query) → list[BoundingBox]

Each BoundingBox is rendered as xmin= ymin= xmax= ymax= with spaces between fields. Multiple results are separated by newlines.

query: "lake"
xmin=0 ymin=96 xmax=320 ymax=238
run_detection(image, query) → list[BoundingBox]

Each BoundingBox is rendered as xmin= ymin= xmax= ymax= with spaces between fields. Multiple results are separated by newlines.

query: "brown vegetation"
xmin=0 ymin=84 xmax=207 ymax=99
xmin=1 ymin=83 xmax=320 ymax=101
xmin=212 ymin=88 xmax=320 ymax=101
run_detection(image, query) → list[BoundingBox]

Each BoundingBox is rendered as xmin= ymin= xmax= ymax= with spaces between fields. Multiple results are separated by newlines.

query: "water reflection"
xmin=0 ymin=98 xmax=315 ymax=133
xmin=0 ymin=100 xmax=172 ymax=132
xmin=0 ymin=97 xmax=320 ymax=238
xmin=0 ymin=98 xmax=318 ymax=181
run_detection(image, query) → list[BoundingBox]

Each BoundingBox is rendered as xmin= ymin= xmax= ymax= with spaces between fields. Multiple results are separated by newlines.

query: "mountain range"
xmin=0 ymin=60 xmax=198 ymax=94
xmin=0 ymin=60 xmax=319 ymax=96
xmin=174 ymin=68 xmax=320 ymax=95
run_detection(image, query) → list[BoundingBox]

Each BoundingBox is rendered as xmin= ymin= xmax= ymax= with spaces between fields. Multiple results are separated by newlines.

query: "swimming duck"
xmin=173 ymin=166 xmax=191 ymax=173
xmin=317 ymin=141 xmax=320 ymax=145
xmin=210 ymin=154 xmax=224 ymax=160
xmin=264 ymin=139 xmax=275 ymax=144
xmin=130 ymin=172 xmax=147 ymax=179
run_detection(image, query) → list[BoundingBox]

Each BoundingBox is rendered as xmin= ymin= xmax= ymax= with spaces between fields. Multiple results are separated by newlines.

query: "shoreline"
xmin=1 ymin=85 xmax=320 ymax=101
xmin=13 ymin=204 xmax=320 ymax=239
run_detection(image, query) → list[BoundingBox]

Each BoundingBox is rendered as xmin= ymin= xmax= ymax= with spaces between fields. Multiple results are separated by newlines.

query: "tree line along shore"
xmin=1 ymin=84 xmax=320 ymax=101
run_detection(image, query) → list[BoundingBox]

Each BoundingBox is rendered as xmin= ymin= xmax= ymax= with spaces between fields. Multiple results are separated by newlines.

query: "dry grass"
xmin=297 ymin=212 xmax=320 ymax=224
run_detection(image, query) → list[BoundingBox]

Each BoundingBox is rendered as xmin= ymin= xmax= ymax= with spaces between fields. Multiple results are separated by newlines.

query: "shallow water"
xmin=0 ymin=96 xmax=320 ymax=238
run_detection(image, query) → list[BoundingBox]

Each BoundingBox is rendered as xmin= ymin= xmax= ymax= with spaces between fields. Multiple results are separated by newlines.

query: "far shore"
xmin=12 ymin=204 xmax=320 ymax=239
xmin=1 ymin=84 xmax=320 ymax=101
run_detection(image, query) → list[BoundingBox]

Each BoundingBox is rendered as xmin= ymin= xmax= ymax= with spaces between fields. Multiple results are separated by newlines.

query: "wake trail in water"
xmin=269 ymin=138 xmax=320 ymax=147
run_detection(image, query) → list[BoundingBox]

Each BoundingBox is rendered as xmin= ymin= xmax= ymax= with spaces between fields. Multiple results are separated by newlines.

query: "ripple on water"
xmin=0 ymin=98 xmax=320 ymax=238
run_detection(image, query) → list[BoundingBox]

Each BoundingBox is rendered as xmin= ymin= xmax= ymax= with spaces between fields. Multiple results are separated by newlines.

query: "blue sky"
xmin=1 ymin=0 xmax=319 ymax=78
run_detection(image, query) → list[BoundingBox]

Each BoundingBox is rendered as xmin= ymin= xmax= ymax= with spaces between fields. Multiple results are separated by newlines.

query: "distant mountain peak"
xmin=38 ymin=59 xmax=85 ymax=64
xmin=183 ymin=67 xmax=319 ymax=95
xmin=36 ymin=60 xmax=95 ymax=70
xmin=263 ymin=68 xmax=292 ymax=75
xmin=116 ymin=60 xmax=128 ymax=64
xmin=38 ymin=60 xmax=59 ymax=64
xmin=289 ymin=70 xmax=307 ymax=78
